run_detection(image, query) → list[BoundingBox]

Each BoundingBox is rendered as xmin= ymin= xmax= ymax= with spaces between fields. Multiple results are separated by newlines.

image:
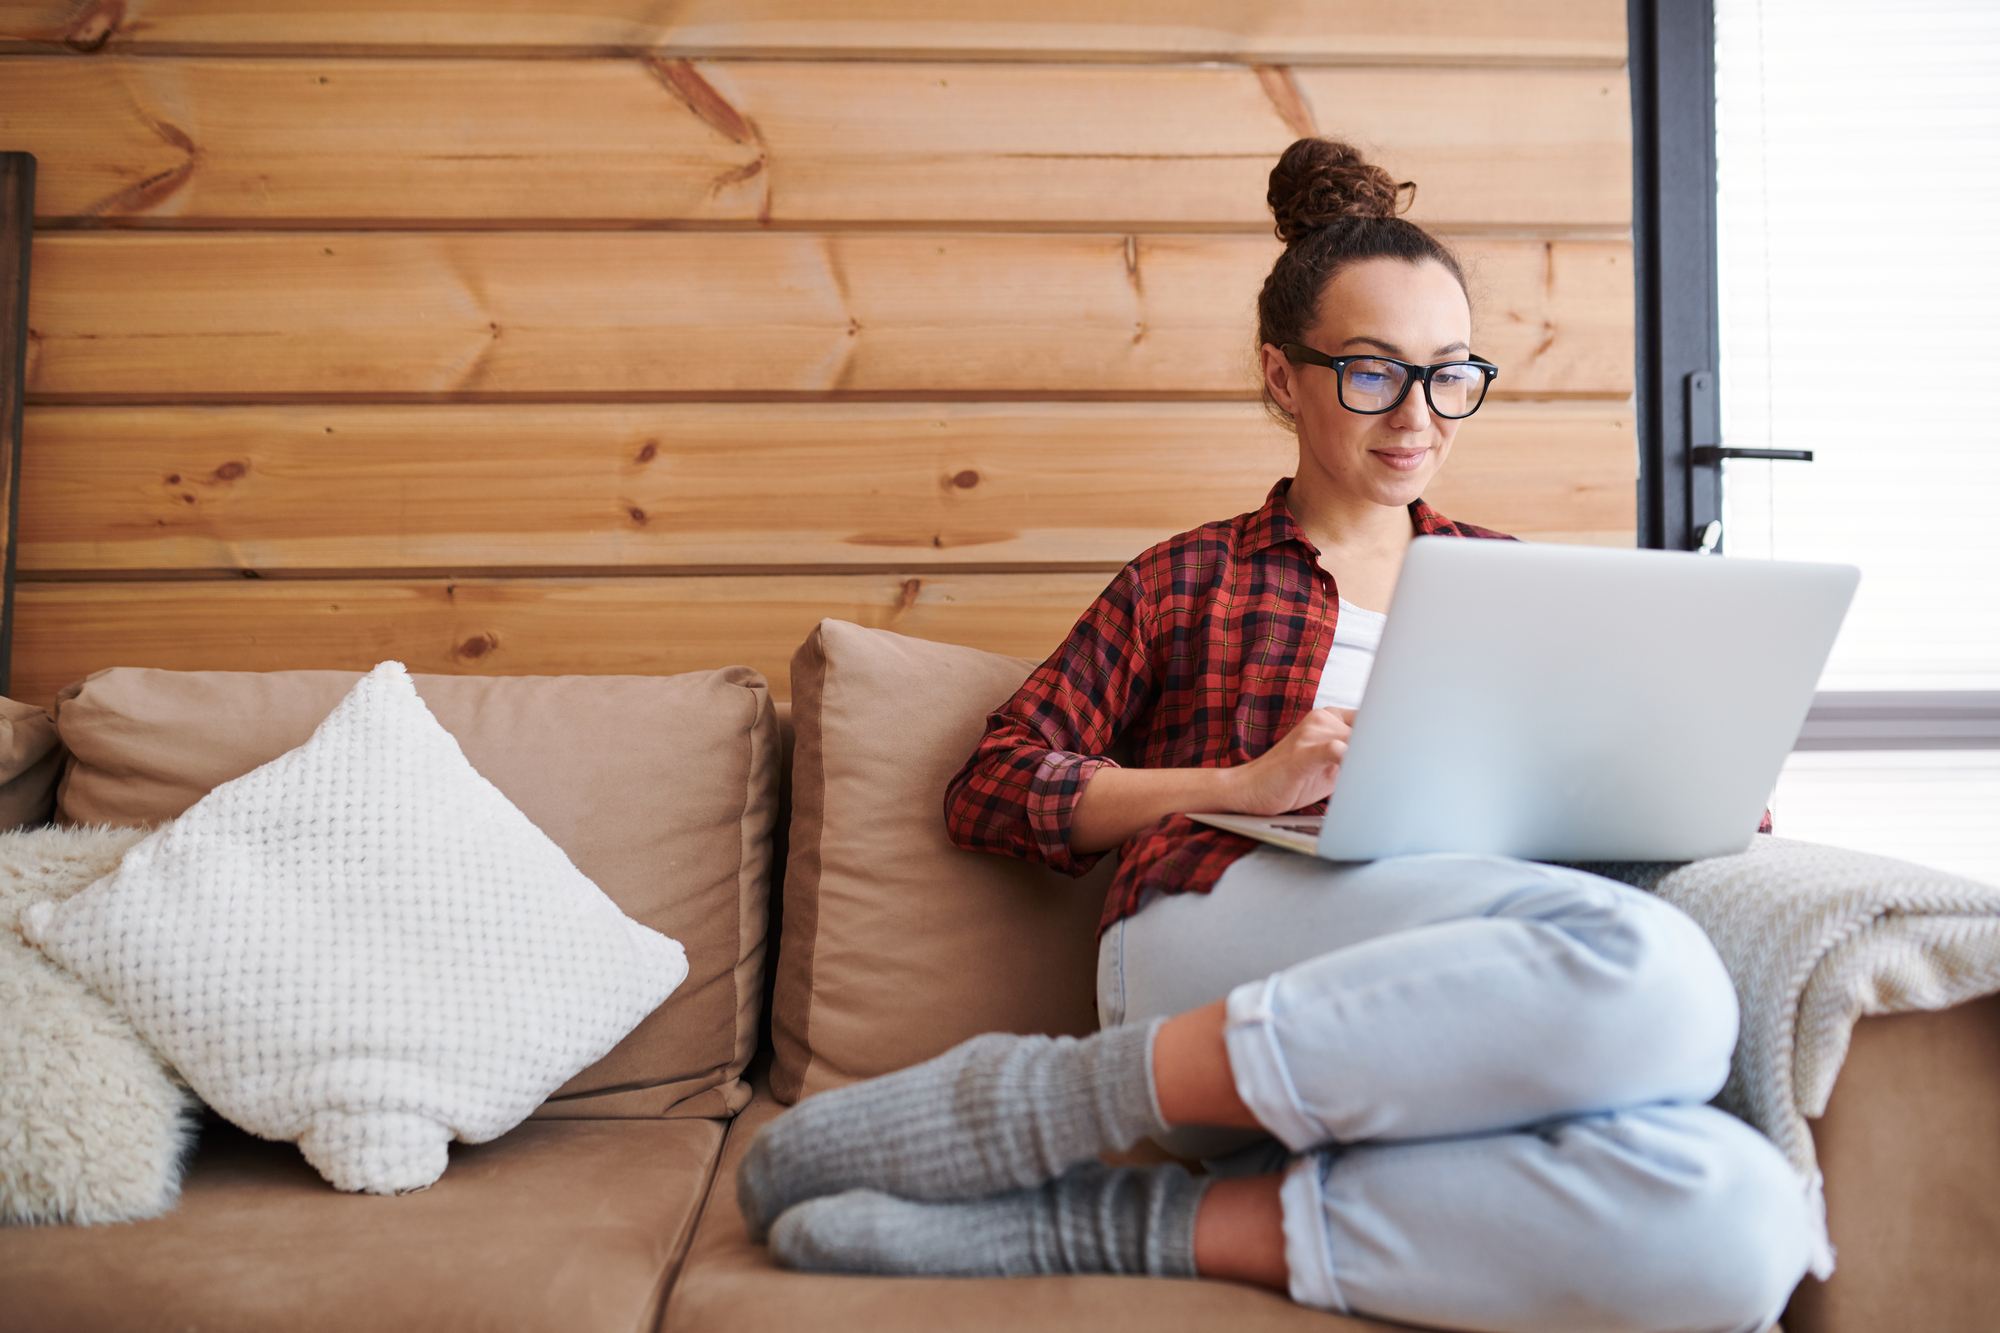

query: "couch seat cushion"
xmin=661 ymin=1088 xmax=1400 ymax=1333
xmin=0 ymin=1114 xmax=725 ymax=1333
xmin=51 ymin=665 xmax=778 ymax=1120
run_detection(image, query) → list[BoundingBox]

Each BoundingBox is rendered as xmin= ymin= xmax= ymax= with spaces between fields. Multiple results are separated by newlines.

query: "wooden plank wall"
xmin=0 ymin=1 xmax=1635 ymax=704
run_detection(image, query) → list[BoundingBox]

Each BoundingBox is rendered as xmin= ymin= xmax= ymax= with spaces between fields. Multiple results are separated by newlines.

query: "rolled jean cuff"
xmin=1280 ymin=1153 xmax=1346 ymax=1312
xmin=1223 ymin=974 xmax=1328 ymax=1153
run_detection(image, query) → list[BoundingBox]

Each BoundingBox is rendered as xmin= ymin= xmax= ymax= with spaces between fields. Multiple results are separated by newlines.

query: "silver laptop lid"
xmin=1317 ymin=538 xmax=1859 ymax=863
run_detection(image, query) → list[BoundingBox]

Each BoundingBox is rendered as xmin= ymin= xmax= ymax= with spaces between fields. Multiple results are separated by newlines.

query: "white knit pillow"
xmin=22 ymin=662 xmax=688 ymax=1196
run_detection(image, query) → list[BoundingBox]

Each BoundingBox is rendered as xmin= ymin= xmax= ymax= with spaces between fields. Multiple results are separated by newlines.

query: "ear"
xmin=1260 ymin=343 xmax=1300 ymax=417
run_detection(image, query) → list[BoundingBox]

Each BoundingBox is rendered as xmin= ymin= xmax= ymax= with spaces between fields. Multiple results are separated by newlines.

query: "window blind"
xmin=1715 ymin=0 xmax=2000 ymax=690
xmin=1714 ymin=0 xmax=2000 ymax=880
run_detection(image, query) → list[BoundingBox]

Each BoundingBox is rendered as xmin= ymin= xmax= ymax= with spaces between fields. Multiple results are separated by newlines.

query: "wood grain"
xmin=7 ymin=572 xmax=1112 ymax=705
xmin=6 ymin=58 xmax=1630 ymax=229
xmin=0 ymin=2 xmax=1628 ymax=66
xmin=24 ymin=233 xmax=1634 ymax=400
xmin=1 ymin=3 xmax=1642 ymax=714
xmin=17 ymin=401 xmax=1633 ymax=573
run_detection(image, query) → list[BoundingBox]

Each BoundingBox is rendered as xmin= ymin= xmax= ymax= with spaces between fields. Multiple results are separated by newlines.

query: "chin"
xmin=1366 ymin=464 xmax=1439 ymax=506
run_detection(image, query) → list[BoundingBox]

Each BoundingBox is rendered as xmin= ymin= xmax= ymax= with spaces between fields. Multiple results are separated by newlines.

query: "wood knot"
xmin=213 ymin=461 xmax=247 ymax=481
xmin=627 ymin=506 xmax=648 ymax=524
xmin=644 ymin=56 xmax=758 ymax=146
xmin=62 ymin=0 xmax=126 ymax=52
xmin=951 ymin=469 xmax=979 ymax=490
xmin=164 ymin=473 xmax=180 ymax=484
xmin=635 ymin=440 xmax=659 ymax=464
xmin=453 ymin=633 xmax=500 ymax=662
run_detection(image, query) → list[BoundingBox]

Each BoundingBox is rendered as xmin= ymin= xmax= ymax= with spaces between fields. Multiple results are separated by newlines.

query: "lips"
xmin=1371 ymin=447 xmax=1430 ymax=472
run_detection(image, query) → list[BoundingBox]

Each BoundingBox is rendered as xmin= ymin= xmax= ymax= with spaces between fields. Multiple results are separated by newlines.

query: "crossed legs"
xmin=741 ymin=854 xmax=1813 ymax=1333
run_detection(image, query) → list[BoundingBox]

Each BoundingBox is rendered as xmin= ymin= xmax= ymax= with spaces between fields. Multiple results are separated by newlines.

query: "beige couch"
xmin=3 ymin=622 xmax=1997 ymax=1333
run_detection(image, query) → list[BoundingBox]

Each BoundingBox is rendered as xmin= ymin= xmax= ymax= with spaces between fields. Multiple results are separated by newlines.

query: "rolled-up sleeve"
xmin=944 ymin=565 xmax=1153 ymax=876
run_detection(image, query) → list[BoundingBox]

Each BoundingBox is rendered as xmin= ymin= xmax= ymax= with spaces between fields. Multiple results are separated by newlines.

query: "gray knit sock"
xmin=769 ymin=1161 xmax=1209 ymax=1279
xmin=738 ymin=1021 xmax=1169 ymax=1242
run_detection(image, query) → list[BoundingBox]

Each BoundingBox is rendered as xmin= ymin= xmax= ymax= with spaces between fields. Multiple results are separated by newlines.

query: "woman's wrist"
xmin=1211 ymin=760 xmax=1254 ymax=815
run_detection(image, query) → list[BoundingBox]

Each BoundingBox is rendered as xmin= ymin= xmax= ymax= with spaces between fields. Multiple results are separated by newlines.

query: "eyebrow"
xmin=1337 ymin=335 xmax=1471 ymax=359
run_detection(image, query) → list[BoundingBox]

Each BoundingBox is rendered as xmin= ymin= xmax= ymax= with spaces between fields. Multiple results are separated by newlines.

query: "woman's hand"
xmin=1067 ymin=707 xmax=1354 ymax=854
xmin=1224 ymin=707 xmax=1354 ymax=816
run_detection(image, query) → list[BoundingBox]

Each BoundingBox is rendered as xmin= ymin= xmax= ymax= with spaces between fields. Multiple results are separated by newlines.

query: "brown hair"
xmin=1257 ymin=138 xmax=1467 ymax=429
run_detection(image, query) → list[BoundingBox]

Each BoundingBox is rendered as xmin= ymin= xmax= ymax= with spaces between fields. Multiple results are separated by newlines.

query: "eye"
xmin=1345 ymin=359 xmax=1399 ymax=390
xmin=1434 ymin=365 xmax=1479 ymax=389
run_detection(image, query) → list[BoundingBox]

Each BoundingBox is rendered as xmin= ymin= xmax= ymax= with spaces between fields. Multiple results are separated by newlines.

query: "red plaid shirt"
xmin=943 ymin=480 xmax=1514 ymax=934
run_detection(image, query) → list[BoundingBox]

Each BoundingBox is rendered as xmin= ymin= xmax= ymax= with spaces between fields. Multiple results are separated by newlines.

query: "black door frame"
xmin=1628 ymin=0 xmax=1723 ymax=554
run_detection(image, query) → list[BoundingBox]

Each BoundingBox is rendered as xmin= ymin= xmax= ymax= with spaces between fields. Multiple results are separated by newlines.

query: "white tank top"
xmin=1312 ymin=599 xmax=1386 ymax=712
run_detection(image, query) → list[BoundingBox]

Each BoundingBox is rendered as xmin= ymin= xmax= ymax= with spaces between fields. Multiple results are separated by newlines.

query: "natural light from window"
xmin=1715 ymin=0 xmax=2000 ymax=883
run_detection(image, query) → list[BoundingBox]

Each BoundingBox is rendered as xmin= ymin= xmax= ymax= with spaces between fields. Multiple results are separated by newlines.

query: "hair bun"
xmin=1267 ymin=138 xmax=1414 ymax=244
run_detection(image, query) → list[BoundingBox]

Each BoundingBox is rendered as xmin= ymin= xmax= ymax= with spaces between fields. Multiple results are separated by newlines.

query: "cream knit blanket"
xmin=1580 ymin=835 xmax=2000 ymax=1278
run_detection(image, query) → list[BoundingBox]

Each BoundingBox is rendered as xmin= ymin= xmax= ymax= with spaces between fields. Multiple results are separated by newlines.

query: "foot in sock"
xmin=737 ymin=1020 xmax=1169 ymax=1242
xmin=769 ymin=1161 xmax=1209 ymax=1279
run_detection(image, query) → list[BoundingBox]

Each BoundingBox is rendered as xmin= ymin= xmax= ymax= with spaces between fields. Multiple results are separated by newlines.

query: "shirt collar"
xmin=1241 ymin=479 xmax=1310 ymax=557
xmin=1243 ymin=479 xmax=1460 ymax=557
xmin=1410 ymin=495 xmax=1457 ymax=535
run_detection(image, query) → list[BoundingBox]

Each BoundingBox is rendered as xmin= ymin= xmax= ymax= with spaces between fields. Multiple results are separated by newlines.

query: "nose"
xmin=1387 ymin=376 xmax=1433 ymax=431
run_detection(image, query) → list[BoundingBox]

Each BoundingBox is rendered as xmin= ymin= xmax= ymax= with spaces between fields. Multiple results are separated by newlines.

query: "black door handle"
xmin=1690 ymin=447 xmax=1815 ymax=464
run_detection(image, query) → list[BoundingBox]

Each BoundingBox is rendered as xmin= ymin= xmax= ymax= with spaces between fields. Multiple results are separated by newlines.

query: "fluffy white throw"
xmin=24 ymin=662 xmax=689 ymax=1196
xmin=1 ymin=823 xmax=197 ymax=1225
xmin=1587 ymin=836 xmax=2000 ymax=1279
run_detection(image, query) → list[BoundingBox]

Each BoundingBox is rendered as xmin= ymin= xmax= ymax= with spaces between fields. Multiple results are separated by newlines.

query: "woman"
xmin=737 ymin=140 xmax=1812 ymax=1333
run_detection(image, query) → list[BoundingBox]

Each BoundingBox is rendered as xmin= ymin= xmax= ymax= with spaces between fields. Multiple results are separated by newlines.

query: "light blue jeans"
xmin=1096 ymin=849 xmax=1812 ymax=1333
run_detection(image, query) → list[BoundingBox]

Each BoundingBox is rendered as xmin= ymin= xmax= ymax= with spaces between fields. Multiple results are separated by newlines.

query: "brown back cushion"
xmin=53 ymin=666 xmax=778 ymax=1121
xmin=772 ymin=620 xmax=1112 ymax=1103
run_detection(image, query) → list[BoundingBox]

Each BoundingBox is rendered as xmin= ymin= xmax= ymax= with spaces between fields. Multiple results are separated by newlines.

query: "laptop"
xmin=1188 ymin=537 xmax=1859 ymax=863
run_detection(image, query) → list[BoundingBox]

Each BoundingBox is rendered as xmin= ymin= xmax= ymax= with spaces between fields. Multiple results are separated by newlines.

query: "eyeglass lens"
xmin=1338 ymin=358 xmax=1487 ymax=418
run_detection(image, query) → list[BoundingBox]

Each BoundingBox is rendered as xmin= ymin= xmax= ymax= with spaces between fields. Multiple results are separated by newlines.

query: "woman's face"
xmin=1261 ymin=257 xmax=1474 ymax=513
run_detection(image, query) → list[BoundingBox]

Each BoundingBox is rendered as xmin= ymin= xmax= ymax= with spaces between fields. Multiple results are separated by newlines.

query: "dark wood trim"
xmin=0 ymin=153 xmax=34 ymax=697
xmin=1628 ymin=0 xmax=1721 ymax=551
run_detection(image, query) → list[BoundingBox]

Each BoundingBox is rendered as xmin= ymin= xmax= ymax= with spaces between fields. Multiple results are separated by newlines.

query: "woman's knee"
xmin=1304 ymin=1104 xmax=1811 ymax=1333
xmin=1582 ymin=1105 xmax=1813 ymax=1331
xmin=1517 ymin=869 xmax=1740 ymax=1101
xmin=1617 ymin=892 xmax=1740 ymax=1095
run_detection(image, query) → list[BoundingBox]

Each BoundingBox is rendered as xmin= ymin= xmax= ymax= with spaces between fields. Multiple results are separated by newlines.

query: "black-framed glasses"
xmin=1281 ymin=343 xmax=1499 ymax=419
